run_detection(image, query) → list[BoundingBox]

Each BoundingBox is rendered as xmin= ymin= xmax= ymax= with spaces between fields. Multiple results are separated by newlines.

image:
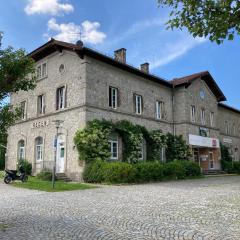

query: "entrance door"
xmin=209 ymin=151 xmax=214 ymax=169
xmin=56 ymin=135 xmax=65 ymax=173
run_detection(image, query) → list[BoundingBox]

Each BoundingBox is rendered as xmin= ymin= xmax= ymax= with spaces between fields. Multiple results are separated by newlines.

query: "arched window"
xmin=18 ymin=140 xmax=25 ymax=160
xmin=35 ymin=137 xmax=43 ymax=161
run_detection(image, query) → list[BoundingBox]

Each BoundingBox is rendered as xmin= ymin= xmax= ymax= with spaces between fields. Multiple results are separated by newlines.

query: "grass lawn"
xmin=12 ymin=177 xmax=96 ymax=192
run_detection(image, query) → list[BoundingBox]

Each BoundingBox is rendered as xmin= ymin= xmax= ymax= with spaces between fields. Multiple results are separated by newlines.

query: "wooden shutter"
xmin=56 ymin=89 xmax=59 ymax=110
xmin=117 ymin=88 xmax=121 ymax=107
xmin=141 ymin=95 xmax=143 ymax=113
xmin=133 ymin=94 xmax=136 ymax=113
xmin=109 ymin=87 xmax=112 ymax=107
xmin=64 ymin=85 xmax=67 ymax=108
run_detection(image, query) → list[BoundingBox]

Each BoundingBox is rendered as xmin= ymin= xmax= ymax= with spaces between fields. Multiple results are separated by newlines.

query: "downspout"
xmin=172 ymin=84 xmax=176 ymax=136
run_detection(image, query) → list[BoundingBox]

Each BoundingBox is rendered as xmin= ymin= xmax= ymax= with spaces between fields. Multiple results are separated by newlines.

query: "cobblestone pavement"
xmin=0 ymin=176 xmax=240 ymax=240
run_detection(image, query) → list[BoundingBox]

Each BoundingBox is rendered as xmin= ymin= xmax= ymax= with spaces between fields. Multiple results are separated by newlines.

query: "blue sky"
xmin=1 ymin=0 xmax=239 ymax=108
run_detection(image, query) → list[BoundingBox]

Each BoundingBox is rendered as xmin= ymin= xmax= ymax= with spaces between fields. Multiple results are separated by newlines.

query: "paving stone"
xmin=0 ymin=176 xmax=240 ymax=239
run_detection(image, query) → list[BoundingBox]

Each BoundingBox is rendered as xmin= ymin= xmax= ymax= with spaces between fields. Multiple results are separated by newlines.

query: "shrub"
xmin=181 ymin=161 xmax=201 ymax=176
xmin=233 ymin=162 xmax=240 ymax=174
xmin=18 ymin=159 xmax=32 ymax=175
xmin=103 ymin=161 xmax=137 ymax=183
xmin=221 ymin=160 xmax=234 ymax=173
xmin=163 ymin=161 xmax=186 ymax=179
xmin=135 ymin=162 xmax=164 ymax=182
xmin=83 ymin=160 xmax=106 ymax=183
xmin=36 ymin=170 xmax=52 ymax=181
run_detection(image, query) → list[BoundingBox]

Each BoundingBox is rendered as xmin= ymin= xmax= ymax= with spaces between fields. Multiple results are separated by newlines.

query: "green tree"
xmin=0 ymin=33 xmax=36 ymax=169
xmin=158 ymin=0 xmax=240 ymax=44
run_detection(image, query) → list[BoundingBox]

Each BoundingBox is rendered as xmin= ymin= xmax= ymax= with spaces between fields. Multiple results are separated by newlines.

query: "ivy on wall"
xmin=74 ymin=120 xmax=113 ymax=163
xmin=74 ymin=119 xmax=192 ymax=164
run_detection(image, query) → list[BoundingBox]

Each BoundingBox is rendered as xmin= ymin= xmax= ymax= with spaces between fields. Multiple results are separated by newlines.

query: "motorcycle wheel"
xmin=22 ymin=175 xmax=28 ymax=182
xmin=4 ymin=176 xmax=12 ymax=184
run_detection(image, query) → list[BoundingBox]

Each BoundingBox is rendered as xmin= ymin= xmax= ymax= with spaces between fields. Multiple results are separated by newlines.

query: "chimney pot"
xmin=140 ymin=62 xmax=149 ymax=74
xmin=114 ymin=48 xmax=126 ymax=63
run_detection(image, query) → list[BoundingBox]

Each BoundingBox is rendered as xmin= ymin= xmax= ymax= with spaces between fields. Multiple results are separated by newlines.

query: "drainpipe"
xmin=172 ymin=85 xmax=176 ymax=136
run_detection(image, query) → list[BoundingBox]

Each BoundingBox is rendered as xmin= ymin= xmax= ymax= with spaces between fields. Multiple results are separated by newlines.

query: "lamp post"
xmin=52 ymin=120 xmax=64 ymax=189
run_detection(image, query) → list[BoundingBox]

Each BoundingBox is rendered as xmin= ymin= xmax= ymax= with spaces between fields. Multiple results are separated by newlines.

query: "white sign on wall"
xmin=32 ymin=120 xmax=49 ymax=128
xmin=223 ymin=138 xmax=232 ymax=144
xmin=189 ymin=134 xmax=220 ymax=148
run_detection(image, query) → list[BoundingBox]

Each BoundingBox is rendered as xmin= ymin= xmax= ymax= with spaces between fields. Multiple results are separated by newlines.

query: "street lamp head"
xmin=52 ymin=119 xmax=64 ymax=128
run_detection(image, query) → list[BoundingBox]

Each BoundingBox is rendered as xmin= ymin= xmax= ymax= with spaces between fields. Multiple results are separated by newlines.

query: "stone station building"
xmin=6 ymin=39 xmax=240 ymax=181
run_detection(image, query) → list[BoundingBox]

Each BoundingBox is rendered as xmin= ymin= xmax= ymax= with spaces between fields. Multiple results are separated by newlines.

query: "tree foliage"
xmin=158 ymin=0 xmax=240 ymax=44
xmin=0 ymin=34 xmax=36 ymax=168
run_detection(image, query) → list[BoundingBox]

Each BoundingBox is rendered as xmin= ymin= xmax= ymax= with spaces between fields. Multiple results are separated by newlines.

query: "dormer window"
xmin=37 ymin=62 xmax=47 ymax=79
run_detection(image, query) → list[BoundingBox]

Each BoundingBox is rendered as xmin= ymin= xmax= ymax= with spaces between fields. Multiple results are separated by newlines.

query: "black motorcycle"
xmin=4 ymin=165 xmax=28 ymax=184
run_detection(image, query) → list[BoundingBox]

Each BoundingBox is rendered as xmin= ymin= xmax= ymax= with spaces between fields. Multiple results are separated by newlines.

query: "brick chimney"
xmin=114 ymin=48 xmax=126 ymax=63
xmin=140 ymin=63 xmax=149 ymax=74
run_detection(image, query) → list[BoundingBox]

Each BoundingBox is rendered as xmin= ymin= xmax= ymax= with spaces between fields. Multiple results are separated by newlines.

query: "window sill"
xmin=36 ymin=75 xmax=48 ymax=82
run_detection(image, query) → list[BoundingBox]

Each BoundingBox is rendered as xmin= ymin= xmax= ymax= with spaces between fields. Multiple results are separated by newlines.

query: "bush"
xmin=135 ymin=162 xmax=164 ymax=182
xmin=233 ymin=162 xmax=240 ymax=174
xmin=83 ymin=160 xmax=201 ymax=184
xmin=181 ymin=161 xmax=201 ymax=177
xmin=103 ymin=162 xmax=137 ymax=183
xmin=36 ymin=170 xmax=52 ymax=181
xmin=18 ymin=160 xmax=32 ymax=175
xmin=83 ymin=160 xmax=106 ymax=183
xmin=163 ymin=161 xmax=186 ymax=179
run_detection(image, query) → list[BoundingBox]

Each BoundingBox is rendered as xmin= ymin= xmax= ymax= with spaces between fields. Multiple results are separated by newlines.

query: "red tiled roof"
xmin=171 ymin=71 xmax=226 ymax=102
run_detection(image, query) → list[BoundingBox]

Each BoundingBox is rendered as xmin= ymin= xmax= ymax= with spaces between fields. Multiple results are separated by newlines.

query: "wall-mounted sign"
xmin=223 ymin=138 xmax=233 ymax=144
xmin=189 ymin=134 xmax=220 ymax=148
xmin=32 ymin=120 xmax=49 ymax=128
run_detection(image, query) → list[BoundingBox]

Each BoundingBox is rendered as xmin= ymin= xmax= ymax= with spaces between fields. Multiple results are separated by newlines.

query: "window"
xmin=18 ymin=140 xmax=25 ymax=160
xmin=37 ymin=95 xmax=45 ymax=115
xmin=210 ymin=112 xmax=214 ymax=127
xmin=139 ymin=141 xmax=144 ymax=160
xmin=156 ymin=101 xmax=164 ymax=120
xmin=35 ymin=137 xmax=43 ymax=161
xmin=225 ymin=121 xmax=229 ymax=134
xmin=109 ymin=86 xmax=118 ymax=109
xmin=56 ymin=86 xmax=66 ymax=110
xmin=134 ymin=94 xmax=142 ymax=115
xmin=20 ymin=101 xmax=27 ymax=120
xmin=109 ymin=140 xmax=118 ymax=160
xmin=191 ymin=105 xmax=196 ymax=122
xmin=36 ymin=62 xmax=47 ymax=79
xmin=201 ymin=109 xmax=206 ymax=125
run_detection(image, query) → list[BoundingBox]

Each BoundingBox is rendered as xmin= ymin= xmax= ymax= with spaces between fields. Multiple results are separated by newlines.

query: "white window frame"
xmin=35 ymin=137 xmax=43 ymax=162
xmin=225 ymin=121 xmax=229 ymax=134
xmin=201 ymin=108 xmax=206 ymax=125
xmin=109 ymin=140 xmax=118 ymax=160
xmin=191 ymin=105 xmax=196 ymax=122
xmin=156 ymin=101 xmax=164 ymax=120
xmin=210 ymin=112 xmax=214 ymax=127
xmin=36 ymin=62 xmax=47 ymax=79
xmin=57 ymin=86 xmax=66 ymax=110
xmin=135 ymin=94 xmax=142 ymax=115
xmin=20 ymin=101 xmax=27 ymax=120
xmin=18 ymin=140 xmax=25 ymax=160
xmin=109 ymin=86 xmax=118 ymax=109
xmin=37 ymin=94 xmax=45 ymax=115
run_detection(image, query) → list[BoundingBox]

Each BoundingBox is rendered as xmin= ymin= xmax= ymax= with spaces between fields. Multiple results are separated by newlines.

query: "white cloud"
xmin=101 ymin=17 xmax=206 ymax=69
xmin=45 ymin=18 xmax=106 ymax=45
xmin=25 ymin=0 xmax=74 ymax=16
xmin=150 ymin=37 xmax=206 ymax=69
